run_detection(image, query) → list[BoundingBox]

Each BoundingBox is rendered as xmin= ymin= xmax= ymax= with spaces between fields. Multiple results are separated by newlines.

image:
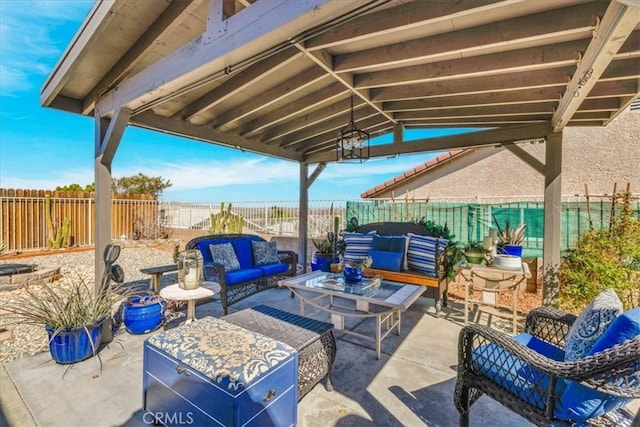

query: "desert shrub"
xmin=559 ymin=192 xmax=640 ymax=312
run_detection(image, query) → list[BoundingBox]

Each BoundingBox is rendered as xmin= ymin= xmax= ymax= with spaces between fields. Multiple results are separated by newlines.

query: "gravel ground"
xmin=0 ymin=244 xmax=175 ymax=364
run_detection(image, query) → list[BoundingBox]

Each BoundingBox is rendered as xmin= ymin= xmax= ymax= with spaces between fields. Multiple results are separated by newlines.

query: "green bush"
xmin=559 ymin=193 xmax=640 ymax=312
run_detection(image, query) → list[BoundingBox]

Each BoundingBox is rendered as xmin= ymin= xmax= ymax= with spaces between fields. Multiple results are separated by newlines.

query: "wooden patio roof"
xmin=41 ymin=0 xmax=640 ymax=164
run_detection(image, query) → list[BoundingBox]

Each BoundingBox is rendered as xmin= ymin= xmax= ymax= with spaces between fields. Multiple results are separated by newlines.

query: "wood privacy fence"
xmin=0 ymin=189 xmax=159 ymax=252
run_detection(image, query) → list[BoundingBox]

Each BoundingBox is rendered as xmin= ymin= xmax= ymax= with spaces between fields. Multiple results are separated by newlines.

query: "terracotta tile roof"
xmin=360 ymin=149 xmax=468 ymax=198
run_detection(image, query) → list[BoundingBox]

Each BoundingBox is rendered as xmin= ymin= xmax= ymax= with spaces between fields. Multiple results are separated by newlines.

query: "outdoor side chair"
xmin=454 ymin=306 xmax=640 ymax=426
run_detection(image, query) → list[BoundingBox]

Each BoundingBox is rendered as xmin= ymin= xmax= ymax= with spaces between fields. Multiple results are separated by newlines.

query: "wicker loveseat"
xmin=186 ymin=234 xmax=297 ymax=314
xmin=454 ymin=305 xmax=640 ymax=426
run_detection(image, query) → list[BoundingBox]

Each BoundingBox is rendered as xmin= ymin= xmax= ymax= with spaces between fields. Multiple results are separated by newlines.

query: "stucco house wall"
xmin=368 ymin=109 xmax=640 ymax=199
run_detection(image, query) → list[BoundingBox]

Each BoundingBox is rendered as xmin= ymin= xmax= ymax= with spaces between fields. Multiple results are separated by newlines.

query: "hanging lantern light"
xmin=336 ymin=94 xmax=370 ymax=163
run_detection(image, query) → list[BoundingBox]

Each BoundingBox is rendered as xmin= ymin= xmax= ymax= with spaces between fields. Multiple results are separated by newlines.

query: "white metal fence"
xmin=160 ymin=200 xmax=348 ymax=237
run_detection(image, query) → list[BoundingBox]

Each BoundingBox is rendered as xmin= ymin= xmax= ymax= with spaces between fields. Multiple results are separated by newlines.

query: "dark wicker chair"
xmin=454 ymin=306 xmax=640 ymax=426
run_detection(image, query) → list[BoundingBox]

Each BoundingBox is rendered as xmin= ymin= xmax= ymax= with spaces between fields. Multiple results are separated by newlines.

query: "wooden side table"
xmin=159 ymin=282 xmax=219 ymax=323
xmin=456 ymin=262 xmax=531 ymax=334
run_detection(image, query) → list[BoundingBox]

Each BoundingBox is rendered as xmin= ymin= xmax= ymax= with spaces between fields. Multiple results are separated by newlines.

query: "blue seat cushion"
xmin=257 ymin=263 xmax=288 ymax=276
xmin=556 ymin=307 xmax=640 ymax=422
xmin=471 ymin=333 xmax=564 ymax=411
xmin=225 ymin=268 xmax=263 ymax=285
xmin=369 ymin=249 xmax=403 ymax=272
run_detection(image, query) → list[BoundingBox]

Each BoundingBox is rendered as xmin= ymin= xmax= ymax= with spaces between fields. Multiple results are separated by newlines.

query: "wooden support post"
xmin=542 ymin=131 xmax=563 ymax=306
xmin=94 ymin=108 xmax=130 ymax=293
xmin=298 ymin=163 xmax=309 ymax=273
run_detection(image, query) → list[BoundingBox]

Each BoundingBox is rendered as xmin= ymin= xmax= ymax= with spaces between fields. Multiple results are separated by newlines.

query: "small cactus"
xmin=209 ymin=202 xmax=244 ymax=234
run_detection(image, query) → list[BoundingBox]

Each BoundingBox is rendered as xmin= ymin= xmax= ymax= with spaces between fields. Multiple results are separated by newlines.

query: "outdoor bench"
xmin=186 ymin=234 xmax=297 ymax=314
xmin=224 ymin=304 xmax=336 ymax=400
xmin=351 ymin=222 xmax=449 ymax=314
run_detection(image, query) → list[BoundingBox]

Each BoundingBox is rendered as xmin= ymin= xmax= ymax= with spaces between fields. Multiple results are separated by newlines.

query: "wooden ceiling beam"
xmin=305 ymin=0 xmax=507 ymax=50
xmin=212 ymin=66 xmax=329 ymax=131
xmin=278 ymin=105 xmax=379 ymax=148
xmin=305 ymin=122 xmax=552 ymax=163
xmin=95 ymin=0 xmax=350 ymax=116
xmin=586 ymin=78 xmax=638 ymax=97
xmin=131 ymin=110 xmax=301 ymax=161
xmin=334 ymin=2 xmax=604 ymax=73
xmin=384 ymin=87 xmax=563 ymax=112
xmin=577 ymin=98 xmax=620 ymax=111
xmin=393 ymin=102 xmax=556 ymax=121
xmin=179 ymin=48 xmax=303 ymax=122
xmin=371 ymin=67 xmax=573 ymax=102
xmin=406 ymin=116 xmax=550 ymax=125
xmin=82 ymin=0 xmax=204 ymax=115
xmin=355 ymin=39 xmax=586 ymax=89
xmin=551 ymin=2 xmax=639 ymax=131
xmin=599 ymin=57 xmax=640 ymax=80
xmin=258 ymin=90 xmax=359 ymax=142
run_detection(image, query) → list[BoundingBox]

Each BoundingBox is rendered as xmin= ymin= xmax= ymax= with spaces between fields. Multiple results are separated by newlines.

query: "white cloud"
xmin=0 ymin=1 xmax=93 ymax=95
xmin=0 ymin=167 xmax=94 ymax=190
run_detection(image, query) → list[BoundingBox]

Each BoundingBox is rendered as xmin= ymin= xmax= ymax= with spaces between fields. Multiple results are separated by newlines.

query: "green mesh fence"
xmin=346 ymin=198 xmax=640 ymax=258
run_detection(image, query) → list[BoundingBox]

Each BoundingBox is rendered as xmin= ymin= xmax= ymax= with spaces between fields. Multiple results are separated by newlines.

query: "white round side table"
xmin=159 ymin=282 xmax=219 ymax=324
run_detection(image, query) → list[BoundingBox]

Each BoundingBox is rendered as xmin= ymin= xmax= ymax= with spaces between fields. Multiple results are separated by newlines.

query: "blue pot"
xmin=501 ymin=244 xmax=523 ymax=257
xmin=311 ymin=253 xmax=336 ymax=272
xmin=343 ymin=266 xmax=363 ymax=283
xmin=46 ymin=320 xmax=104 ymax=364
xmin=123 ymin=296 xmax=165 ymax=334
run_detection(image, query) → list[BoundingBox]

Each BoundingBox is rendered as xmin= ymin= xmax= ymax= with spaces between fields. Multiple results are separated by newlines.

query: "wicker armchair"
xmin=454 ymin=306 xmax=640 ymax=426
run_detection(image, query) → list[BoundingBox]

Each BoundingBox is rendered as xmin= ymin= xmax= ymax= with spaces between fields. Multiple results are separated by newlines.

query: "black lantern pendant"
xmin=336 ymin=94 xmax=369 ymax=163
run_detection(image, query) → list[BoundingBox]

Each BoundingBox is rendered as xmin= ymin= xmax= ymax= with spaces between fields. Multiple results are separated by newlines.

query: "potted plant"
xmin=311 ymin=235 xmax=337 ymax=272
xmin=1 ymin=271 xmax=134 ymax=364
xmin=464 ymin=241 xmax=486 ymax=265
xmin=311 ymin=214 xmax=341 ymax=272
xmin=496 ymin=219 xmax=526 ymax=257
xmin=343 ymin=256 xmax=372 ymax=283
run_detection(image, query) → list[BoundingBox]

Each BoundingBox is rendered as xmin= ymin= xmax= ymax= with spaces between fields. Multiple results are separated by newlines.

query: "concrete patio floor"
xmin=1 ymin=286 xmax=637 ymax=427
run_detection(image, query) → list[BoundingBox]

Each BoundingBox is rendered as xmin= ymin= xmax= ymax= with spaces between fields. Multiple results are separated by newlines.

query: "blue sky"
xmin=0 ymin=1 xmax=474 ymax=202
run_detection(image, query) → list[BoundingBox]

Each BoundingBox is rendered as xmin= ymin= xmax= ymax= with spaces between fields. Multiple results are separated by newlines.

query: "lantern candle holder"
xmin=178 ymin=250 xmax=203 ymax=290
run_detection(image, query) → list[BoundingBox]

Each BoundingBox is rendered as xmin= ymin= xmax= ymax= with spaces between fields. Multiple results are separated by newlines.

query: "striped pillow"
xmin=406 ymin=233 xmax=448 ymax=277
xmin=343 ymin=231 xmax=376 ymax=264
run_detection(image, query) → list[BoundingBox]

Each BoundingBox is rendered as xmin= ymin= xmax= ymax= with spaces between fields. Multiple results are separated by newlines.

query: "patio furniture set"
xmin=138 ymin=231 xmax=639 ymax=426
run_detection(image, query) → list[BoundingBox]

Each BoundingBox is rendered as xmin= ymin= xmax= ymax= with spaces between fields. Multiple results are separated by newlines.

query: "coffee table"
xmin=280 ymin=271 xmax=424 ymax=359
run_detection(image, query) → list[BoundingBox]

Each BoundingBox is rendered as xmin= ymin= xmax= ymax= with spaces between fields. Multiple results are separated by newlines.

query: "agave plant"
xmin=497 ymin=219 xmax=527 ymax=246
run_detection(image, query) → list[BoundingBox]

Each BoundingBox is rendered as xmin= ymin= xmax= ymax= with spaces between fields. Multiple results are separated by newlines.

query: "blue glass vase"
xmin=343 ymin=266 xmax=363 ymax=283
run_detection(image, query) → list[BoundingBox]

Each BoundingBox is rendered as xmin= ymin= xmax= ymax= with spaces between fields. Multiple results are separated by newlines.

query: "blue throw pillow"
xmin=406 ymin=233 xmax=448 ymax=276
xmin=343 ymin=232 xmax=376 ymax=264
xmin=556 ymin=307 xmax=640 ymax=422
xmin=564 ymin=289 xmax=623 ymax=361
xmin=251 ymin=240 xmax=280 ymax=266
xmin=209 ymin=243 xmax=241 ymax=272
xmin=369 ymin=249 xmax=403 ymax=272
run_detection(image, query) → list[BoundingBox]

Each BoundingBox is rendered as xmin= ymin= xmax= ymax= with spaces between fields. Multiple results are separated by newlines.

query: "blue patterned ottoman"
xmin=143 ymin=317 xmax=297 ymax=427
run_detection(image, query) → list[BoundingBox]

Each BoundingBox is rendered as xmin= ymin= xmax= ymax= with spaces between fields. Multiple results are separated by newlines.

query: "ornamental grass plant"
xmin=2 ymin=271 xmax=135 ymax=334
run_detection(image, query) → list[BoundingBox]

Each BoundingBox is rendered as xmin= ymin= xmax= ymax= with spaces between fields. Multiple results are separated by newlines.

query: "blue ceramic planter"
xmin=123 ymin=296 xmax=165 ymax=334
xmin=499 ymin=244 xmax=523 ymax=257
xmin=46 ymin=320 xmax=103 ymax=364
xmin=311 ymin=253 xmax=336 ymax=272
xmin=343 ymin=266 xmax=363 ymax=283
